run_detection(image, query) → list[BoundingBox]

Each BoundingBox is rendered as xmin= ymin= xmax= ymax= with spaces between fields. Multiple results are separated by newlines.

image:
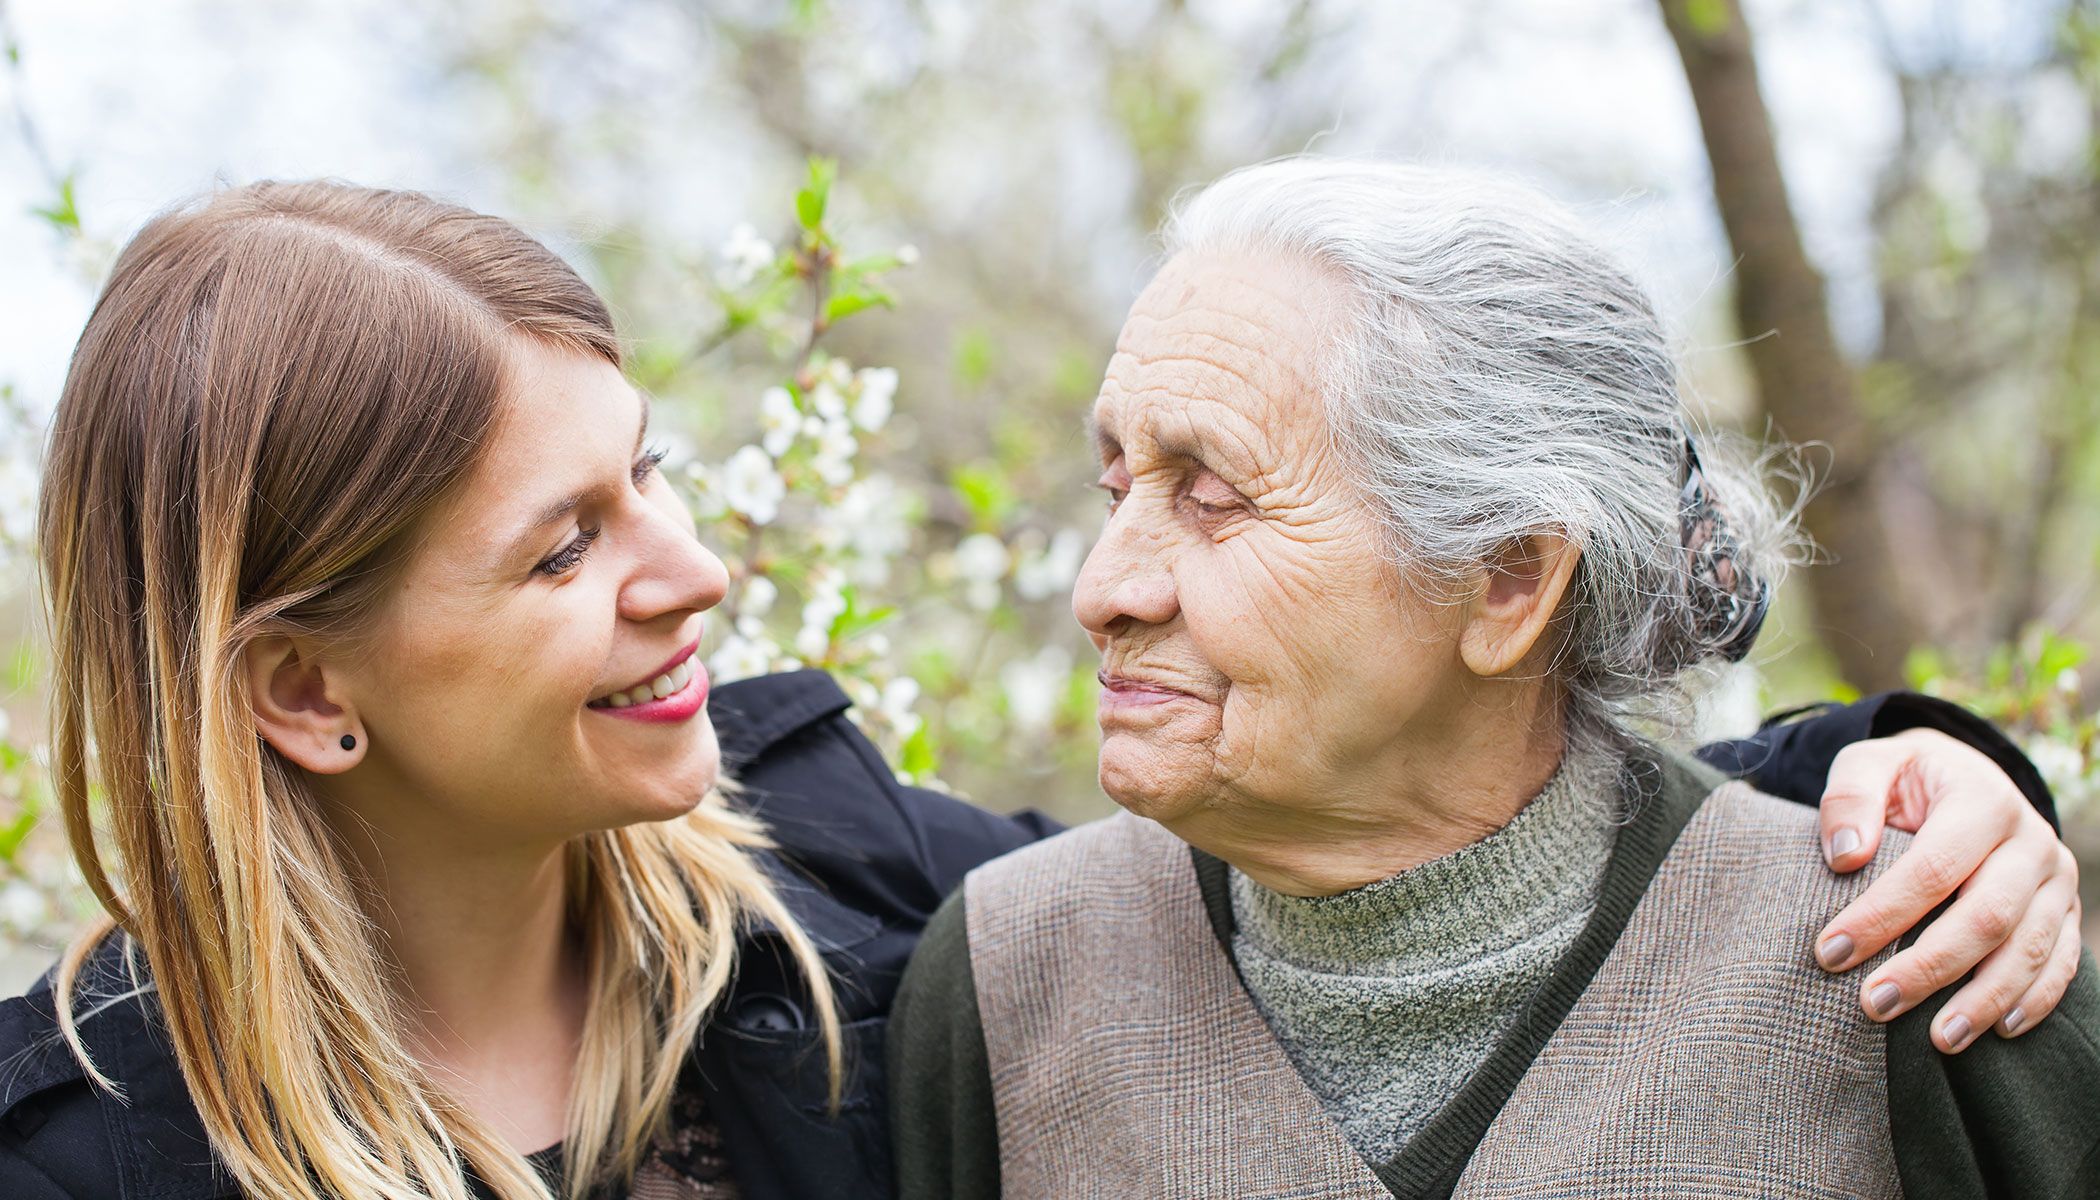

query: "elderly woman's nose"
xmin=1072 ymin=523 xmax=1179 ymax=636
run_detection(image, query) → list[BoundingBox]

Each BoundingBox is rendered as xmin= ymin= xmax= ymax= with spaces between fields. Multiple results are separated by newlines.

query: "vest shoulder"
xmin=1693 ymin=776 xmax=1914 ymax=862
xmin=966 ymin=811 xmax=1169 ymax=893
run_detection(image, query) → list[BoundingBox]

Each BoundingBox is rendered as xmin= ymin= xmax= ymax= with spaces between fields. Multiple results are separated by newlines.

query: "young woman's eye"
xmin=634 ymin=442 xmax=669 ymax=485
xmin=537 ymin=447 xmax=671 ymax=577
xmin=537 ymin=526 xmax=601 ymax=577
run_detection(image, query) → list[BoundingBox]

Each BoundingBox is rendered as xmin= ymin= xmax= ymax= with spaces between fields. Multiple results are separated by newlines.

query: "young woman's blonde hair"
xmin=34 ymin=179 xmax=841 ymax=1199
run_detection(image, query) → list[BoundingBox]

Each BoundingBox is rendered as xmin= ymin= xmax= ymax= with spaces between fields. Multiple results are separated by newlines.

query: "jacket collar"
xmin=0 ymin=669 xmax=871 ymax=1198
xmin=0 ymin=935 xmax=236 ymax=1198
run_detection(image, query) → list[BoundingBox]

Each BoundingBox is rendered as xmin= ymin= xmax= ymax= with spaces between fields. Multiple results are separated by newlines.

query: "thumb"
xmin=1818 ymin=739 xmax=1901 ymax=873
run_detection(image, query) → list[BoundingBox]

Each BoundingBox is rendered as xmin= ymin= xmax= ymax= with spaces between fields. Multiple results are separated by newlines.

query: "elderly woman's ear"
xmin=1458 ymin=534 xmax=1584 ymax=678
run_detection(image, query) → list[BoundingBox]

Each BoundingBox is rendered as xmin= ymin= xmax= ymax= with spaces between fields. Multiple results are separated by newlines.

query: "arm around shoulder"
xmin=887 ymin=886 xmax=1003 ymax=1200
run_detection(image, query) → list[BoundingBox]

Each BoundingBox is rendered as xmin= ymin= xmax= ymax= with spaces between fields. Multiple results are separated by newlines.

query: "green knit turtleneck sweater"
xmin=1228 ymin=743 xmax=1622 ymax=1167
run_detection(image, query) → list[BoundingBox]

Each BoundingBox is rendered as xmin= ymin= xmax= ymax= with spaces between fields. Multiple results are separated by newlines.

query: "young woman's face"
xmin=327 ymin=336 xmax=729 ymax=845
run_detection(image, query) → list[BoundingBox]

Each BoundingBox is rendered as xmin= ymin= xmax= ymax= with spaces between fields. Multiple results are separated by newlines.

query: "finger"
xmin=1815 ymin=796 xmax=2019 ymax=971
xmin=1817 ymin=739 xmax=1906 ymax=873
xmin=1998 ymin=896 xmax=2084 ymax=1040
xmin=1846 ymin=848 xmax=2049 ymax=1023
xmin=1921 ymin=874 xmax=2077 ymax=1052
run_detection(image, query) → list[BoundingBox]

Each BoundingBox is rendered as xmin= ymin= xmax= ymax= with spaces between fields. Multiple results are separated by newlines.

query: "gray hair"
xmin=1163 ymin=157 xmax=1804 ymax=744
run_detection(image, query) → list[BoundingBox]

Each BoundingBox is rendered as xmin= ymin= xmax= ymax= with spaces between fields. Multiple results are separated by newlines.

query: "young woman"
xmin=0 ymin=180 xmax=2078 ymax=1200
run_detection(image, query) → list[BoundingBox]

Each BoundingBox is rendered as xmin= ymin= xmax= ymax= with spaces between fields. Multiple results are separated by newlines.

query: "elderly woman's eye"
xmin=1096 ymin=456 xmax=1133 ymax=512
xmin=1186 ymin=475 xmax=1246 ymax=518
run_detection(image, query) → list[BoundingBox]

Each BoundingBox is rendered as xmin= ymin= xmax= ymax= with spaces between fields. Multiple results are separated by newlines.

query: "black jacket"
xmin=0 ymin=670 xmax=2055 ymax=1199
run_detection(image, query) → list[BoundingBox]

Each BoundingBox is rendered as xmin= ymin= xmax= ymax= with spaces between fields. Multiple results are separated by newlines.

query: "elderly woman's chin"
xmin=1095 ymin=707 xmax=1222 ymax=824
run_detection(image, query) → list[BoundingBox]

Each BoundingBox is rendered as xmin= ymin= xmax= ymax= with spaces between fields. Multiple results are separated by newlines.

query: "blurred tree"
xmin=1660 ymin=0 xmax=1919 ymax=690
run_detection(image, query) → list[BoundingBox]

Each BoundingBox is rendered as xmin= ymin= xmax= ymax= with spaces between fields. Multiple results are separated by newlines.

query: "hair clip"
xmin=1680 ymin=435 xmax=1770 ymax=663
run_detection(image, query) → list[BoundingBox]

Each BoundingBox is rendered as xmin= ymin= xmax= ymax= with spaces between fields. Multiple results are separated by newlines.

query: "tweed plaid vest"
xmin=962 ymin=780 xmax=1907 ymax=1199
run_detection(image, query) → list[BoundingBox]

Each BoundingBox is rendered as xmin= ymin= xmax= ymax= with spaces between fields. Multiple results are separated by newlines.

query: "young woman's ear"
xmin=1459 ymin=533 xmax=1583 ymax=678
xmin=243 ymin=634 xmax=362 ymax=773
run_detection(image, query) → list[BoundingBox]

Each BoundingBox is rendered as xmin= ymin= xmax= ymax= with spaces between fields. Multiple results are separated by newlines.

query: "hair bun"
xmin=1680 ymin=435 xmax=1771 ymax=663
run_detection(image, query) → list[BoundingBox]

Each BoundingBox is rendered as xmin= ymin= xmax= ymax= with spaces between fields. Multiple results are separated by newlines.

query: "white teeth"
xmin=591 ymin=655 xmax=695 ymax=709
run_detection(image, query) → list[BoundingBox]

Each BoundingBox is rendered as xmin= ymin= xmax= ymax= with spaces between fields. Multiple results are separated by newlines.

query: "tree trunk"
xmin=1658 ymin=0 xmax=1917 ymax=689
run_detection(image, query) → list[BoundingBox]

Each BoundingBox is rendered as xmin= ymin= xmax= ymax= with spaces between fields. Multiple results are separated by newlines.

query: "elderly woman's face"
xmin=1074 ymin=251 xmax=1478 ymax=826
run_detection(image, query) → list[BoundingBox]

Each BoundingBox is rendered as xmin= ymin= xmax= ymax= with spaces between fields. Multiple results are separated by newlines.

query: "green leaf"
xmin=795 ymin=156 xmax=836 ymax=231
xmin=839 ymin=252 xmax=903 ymax=280
xmin=0 ymin=804 xmax=37 ymax=863
xmin=1902 ymin=645 xmax=1948 ymax=692
xmin=841 ymin=607 xmax=897 ymax=640
xmin=822 ymin=288 xmax=894 ymax=324
xmin=2037 ymin=634 xmax=2087 ymax=680
xmin=952 ymin=328 xmax=996 ymax=388
xmin=898 ymin=722 xmax=939 ymax=779
xmin=31 ymin=174 xmax=80 ymax=234
xmin=795 ymin=188 xmax=825 ymax=232
xmin=950 ymin=462 xmax=1018 ymax=527
xmin=1681 ymin=0 xmax=1732 ymax=37
xmin=6 ymin=639 xmax=38 ymax=693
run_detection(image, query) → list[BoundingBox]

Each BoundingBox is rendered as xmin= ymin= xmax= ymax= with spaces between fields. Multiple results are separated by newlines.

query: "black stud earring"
xmin=340 ymin=734 xmax=357 ymax=751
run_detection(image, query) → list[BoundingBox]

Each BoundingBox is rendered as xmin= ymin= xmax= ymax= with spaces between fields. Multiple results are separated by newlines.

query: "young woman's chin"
xmin=620 ymin=724 xmax=722 ymax=826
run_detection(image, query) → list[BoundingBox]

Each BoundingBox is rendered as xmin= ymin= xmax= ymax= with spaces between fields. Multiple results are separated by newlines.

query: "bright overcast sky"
xmin=0 ymin=0 xmax=2065 ymax=430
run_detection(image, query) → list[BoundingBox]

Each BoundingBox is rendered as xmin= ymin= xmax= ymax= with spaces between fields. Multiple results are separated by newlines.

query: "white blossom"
xmin=819 ymin=475 xmax=911 ymax=584
xmin=879 ymin=675 xmax=923 ymax=739
xmin=2024 ymin=736 xmax=2092 ymax=815
xmin=796 ymin=624 xmax=831 ymax=662
xmin=811 ymin=379 xmax=848 ymax=422
xmin=0 ymin=880 xmax=47 ymax=933
xmin=720 ymin=445 xmax=786 ymax=525
xmin=1015 ymin=527 xmax=1087 ymax=602
xmin=813 ymin=418 xmax=858 ymax=487
xmin=709 ymin=633 xmax=777 ymax=683
xmin=1001 ymin=646 xmax=1071 ymax=733
xmin=759 ymin=386 xmax=801 ymax=457
xmin=798 ymin=569 xmax=849 ymax=660
xmin=896 ymin=243 xmax=921 ymax=266
xmin=740 ymin=574 xmax=779 ymax=618
xmin=2058 ymin=668 xmax=2083 ymax=697
xmin=0 ymin=706 xmax=10 ymax=744
xmin=718 ymin=223 xmax=775 ymax=287
xmin=821 ymin=358 xmax=854 ymax=389
xmin=853 ymin=367 xmax=898 ymax=432
xmin=953 ymin=533 xmax=1010 ymax=611
xmin=681 ymin=461 xmax=731 ymax=522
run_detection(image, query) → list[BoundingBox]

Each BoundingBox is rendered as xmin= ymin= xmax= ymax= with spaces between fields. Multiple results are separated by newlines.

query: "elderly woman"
xmin=888 ymin=160 xmax=2100 ymax=1198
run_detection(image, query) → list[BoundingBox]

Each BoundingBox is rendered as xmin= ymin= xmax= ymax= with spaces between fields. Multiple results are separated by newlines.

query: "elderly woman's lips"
xmin=1097 ymin=674 xmax=1199 ymax=709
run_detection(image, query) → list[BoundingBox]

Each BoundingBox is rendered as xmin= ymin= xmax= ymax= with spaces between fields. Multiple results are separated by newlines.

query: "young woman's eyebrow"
xmin=504 ymin=390 xmax=651 ymax=561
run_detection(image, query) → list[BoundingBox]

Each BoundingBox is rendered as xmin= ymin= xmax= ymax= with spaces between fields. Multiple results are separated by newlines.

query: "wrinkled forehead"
xmin=1091 ymin=250 xmax=1345 ymax=464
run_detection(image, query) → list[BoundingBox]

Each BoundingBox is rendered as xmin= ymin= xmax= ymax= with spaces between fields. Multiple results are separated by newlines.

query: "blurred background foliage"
xmin=0 ymin=0 xmax=2094 ymax=983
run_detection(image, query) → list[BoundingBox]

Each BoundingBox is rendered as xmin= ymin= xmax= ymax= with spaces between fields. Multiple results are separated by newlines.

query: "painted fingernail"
xmin=1825 ymin=827 xmax=1862 ymax=866
xmin=1941 ymin=1014 xmax=1972 ymax=1050
xmin=1817 ymin=933 xmax=1854 ymax=969
xmin=1869 ymin=981 xmax=1903 ymax=1017
xmin=2002 ymin=1007 xmax=2025 ymax=1035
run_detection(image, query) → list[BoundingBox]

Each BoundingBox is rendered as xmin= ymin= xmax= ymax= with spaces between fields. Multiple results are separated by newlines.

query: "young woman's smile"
xmin=586 ymin=637 xmax=710 ymax=722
